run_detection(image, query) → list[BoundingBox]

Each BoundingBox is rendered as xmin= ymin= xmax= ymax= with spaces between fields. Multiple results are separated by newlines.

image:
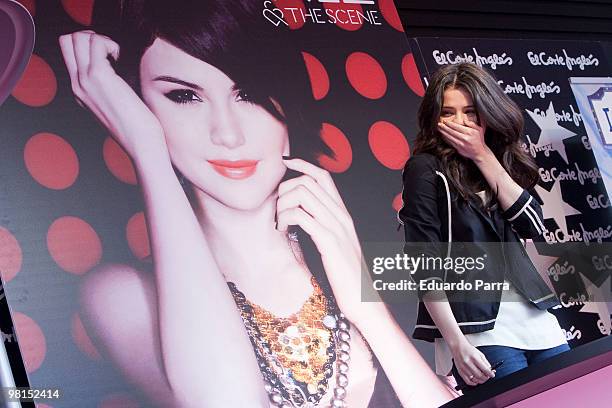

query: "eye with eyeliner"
xmin=164 ymin=89 xmax=203 ymax=105
xmin=440 ymin=109 xmax=478 ymax=118
xmin=163 ymin=87 xmax=257 ymax=106
xmin=234 ymin=87 xmax=256 ymax=104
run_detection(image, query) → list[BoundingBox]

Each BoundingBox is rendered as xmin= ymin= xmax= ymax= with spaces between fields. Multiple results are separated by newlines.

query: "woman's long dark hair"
xmin=414 ymin=63 xmax=539 ymax=209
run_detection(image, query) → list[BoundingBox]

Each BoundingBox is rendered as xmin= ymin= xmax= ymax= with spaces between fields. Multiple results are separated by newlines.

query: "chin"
xmin=193 ymin=179 xmax=277 ymax=211
xmin=190 ymin=167 xmax=285 ymax=211
xmin=216 ymin=189 xmax=276 ymax=211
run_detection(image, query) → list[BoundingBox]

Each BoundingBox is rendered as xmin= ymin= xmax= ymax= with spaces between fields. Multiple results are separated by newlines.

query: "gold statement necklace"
xmin=248 ymin=276 xmax=332 ymax=389
xmin=227 ymin=232 xmax=352 ymax=407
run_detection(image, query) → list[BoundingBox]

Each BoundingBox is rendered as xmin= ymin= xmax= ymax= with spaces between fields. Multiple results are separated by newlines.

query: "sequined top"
xmin=227 ymin=277 xmax=403 ymax=407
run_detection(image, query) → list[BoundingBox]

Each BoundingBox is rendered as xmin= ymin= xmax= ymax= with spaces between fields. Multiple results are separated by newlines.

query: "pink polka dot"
xmin=401 ymin=53 xmax=425 ymax=97
xmin=324 ymin=2 xmax=363 ymax=31
xmin=47 ymin=216 xmax=102 ymax=275
xmin=61 ymin=0 xmax=94 ymax=26
xmin=126 ymin=212 xmax=151 ymax=261
xmin=16 ymin=0 xmax=36 ymax=16
xmin=11 ymin=54 xmax=57 ymax=107
xmin=301 ymin=52 xmax=329 ymax=101
xmin=24 ymin=133 xmax=79 ymax=190
xmin=71 ymin=313 xmax=102 ymax=360
xmin=392 ymin=193 xmax=403 ymax=212
xmin=368 ymin=121 xmax=410 ymax=170
xmin=103 ymin=137 xmax=137 ymax=185
xmin=13 ymin=312 xmax=46 ymax=373
xmin=0 ymin=227 xmax=23 ymax=282
xmin=346 ymin=52 xmax=387 ymax=100
xmin=317 ymin=123 xmax=352 ymax=173
xmin=99 ymin=393 xmax=141 ymax=408
xmin=36 ymin=403 xmax=53 ymax=408
xmin=379 ymin=0 xmax=403 ymax=32
xmin=273 ymin=0 xmax=306 ymax=30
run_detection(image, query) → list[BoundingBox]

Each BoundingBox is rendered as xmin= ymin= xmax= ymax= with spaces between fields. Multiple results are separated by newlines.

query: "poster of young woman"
xmin=0 ymin=1 xmax=454 ymax=407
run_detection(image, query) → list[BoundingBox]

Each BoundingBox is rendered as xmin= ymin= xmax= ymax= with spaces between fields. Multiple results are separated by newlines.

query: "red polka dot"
xmin=126 ymin=212 xmax=151 ymax=261
xmin=103 ymin=137 xmax=137 ymax=185
xmin=368 ymin=121 xmax=410 ymax=170
xmin=99 ymin=393 xmax=140 ymax=408
xmin=13 ymin=312 xmax=46 ymax=373
xmin=379 ymin=0 xmax=403 ymax=32
xmin=324 ymin=2 xmax=363 ymax=31
xmin=392 ymin=193 xmax=403 ymax=212
xmin=47 ymin=216 xmax=102 ymax=275
xmin=301 ymin=52 xmax=329 ymax=101
xmin=61 ymin=0 xmax=94 ymax=26
xmin=0 ymin=227 xmax=22 ymax=282
xmin=346 ymin=52 xmax=387 ymax=99
xmin=71 ymin=313 xmax=102 ymax=360
xmin=317 ymin=123 xmax=352 ymax=173
xmin=273 ymin=0 xmax=306 ymax=30
xmin=24 ymin=133 xmax=79 ymax=190
xmin=16 ymin=0 xmax=36 ymax=16
xmin=11 ymin=54 xmax=57 ymax=107
xmin=401 ymin=53 xmax=425 ymax=97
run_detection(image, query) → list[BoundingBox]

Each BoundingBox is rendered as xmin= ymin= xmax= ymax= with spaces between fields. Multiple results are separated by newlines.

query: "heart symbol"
xmin=262 ymin=1 xmax=288 ymax=27
xmin=0 ymin=0 xmax=35 ymax=106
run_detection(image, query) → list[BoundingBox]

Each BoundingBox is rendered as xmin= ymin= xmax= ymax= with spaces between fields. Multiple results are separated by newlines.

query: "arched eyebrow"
xmin=153 ymin=75 xmax=202 ymax=91
xmin=441 ymin=105 xmax=475 ymax=109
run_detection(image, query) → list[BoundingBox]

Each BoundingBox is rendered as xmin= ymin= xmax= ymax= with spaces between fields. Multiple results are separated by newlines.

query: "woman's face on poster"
xmin=139 ymin=38 xmax=290 ymax=209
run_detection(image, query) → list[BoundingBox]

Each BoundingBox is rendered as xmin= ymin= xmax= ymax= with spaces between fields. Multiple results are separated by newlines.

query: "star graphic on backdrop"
xmin=524 ymin=239 xmax=559 ymax=291
xmin=535 ymin=181 xmax=581 ymax=236
xmin=526 ymin=102 xmax=576 ymax=164
xmin=578 ymin=273 xmax=612 ymax=336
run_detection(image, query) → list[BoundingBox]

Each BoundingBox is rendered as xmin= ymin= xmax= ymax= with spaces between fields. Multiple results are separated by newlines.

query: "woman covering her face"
xmin=58 ymin=1 xmax=453 ymax=406
xmin=399 ymin=63 xmax=569 ymax=393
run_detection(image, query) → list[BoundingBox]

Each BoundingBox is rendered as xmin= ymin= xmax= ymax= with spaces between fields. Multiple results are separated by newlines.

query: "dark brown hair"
xmin=414 ymin=63 xmax=539 ymax=209
xmin=113 ymin=0 xmax=330 ymax=163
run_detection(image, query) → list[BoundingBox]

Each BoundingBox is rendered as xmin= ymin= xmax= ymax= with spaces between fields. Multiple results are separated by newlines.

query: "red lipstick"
xmin=207 ymin=159 xmax=259 ymax=179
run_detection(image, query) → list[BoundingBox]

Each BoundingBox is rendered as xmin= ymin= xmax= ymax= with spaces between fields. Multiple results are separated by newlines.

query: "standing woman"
xmin=58 ymin=0 xmax=453 ymax=407
xmin=399 ymin=63 xmax=569 ymax=392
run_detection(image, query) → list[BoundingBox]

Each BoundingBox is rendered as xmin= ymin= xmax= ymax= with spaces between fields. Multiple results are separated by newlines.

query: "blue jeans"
xmin=451 ymin=343 xmax=570 ymax=394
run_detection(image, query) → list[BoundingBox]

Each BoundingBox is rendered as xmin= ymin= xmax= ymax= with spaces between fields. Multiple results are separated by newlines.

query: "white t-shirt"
xmin=433 ymin=191 xmax=567 ymax=375
xmin=434 ymin=279 xmax=567 ymax=375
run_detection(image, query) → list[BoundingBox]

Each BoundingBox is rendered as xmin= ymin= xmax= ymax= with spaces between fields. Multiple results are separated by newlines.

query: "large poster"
xmin=0 ymin=1 xmax=443 ymax=407
xmin=410 ymin=37 xmax=612 ymax=348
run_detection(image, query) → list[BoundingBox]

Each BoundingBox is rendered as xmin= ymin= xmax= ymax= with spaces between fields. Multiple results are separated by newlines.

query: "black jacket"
xmin=398 ymin=153 xmax=560 ymax=342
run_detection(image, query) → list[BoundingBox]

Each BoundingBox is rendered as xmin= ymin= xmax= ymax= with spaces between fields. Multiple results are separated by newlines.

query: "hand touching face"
xmin=437 ymin=87 xmax=489 ymax=162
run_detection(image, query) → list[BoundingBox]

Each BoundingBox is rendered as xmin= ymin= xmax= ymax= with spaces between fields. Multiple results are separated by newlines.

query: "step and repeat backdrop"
xmin=411 ymin=37 xmax=612 ymax=347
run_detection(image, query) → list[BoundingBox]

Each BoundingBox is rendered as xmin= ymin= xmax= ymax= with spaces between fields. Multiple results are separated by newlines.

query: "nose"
xmin=209 ymin=102 xmax=245 ymax=149
xmin=452 ymin=111 xmax=466 ymax=124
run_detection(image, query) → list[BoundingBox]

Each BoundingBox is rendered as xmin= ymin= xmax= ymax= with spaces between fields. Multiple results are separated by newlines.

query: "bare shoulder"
xmin=79 ymin=264 xmax=177 ymax=406
xmin=78 ymin=263 xmax=157 ymax=353
xmin=80 ymin=263 xmax=153 ymax=310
